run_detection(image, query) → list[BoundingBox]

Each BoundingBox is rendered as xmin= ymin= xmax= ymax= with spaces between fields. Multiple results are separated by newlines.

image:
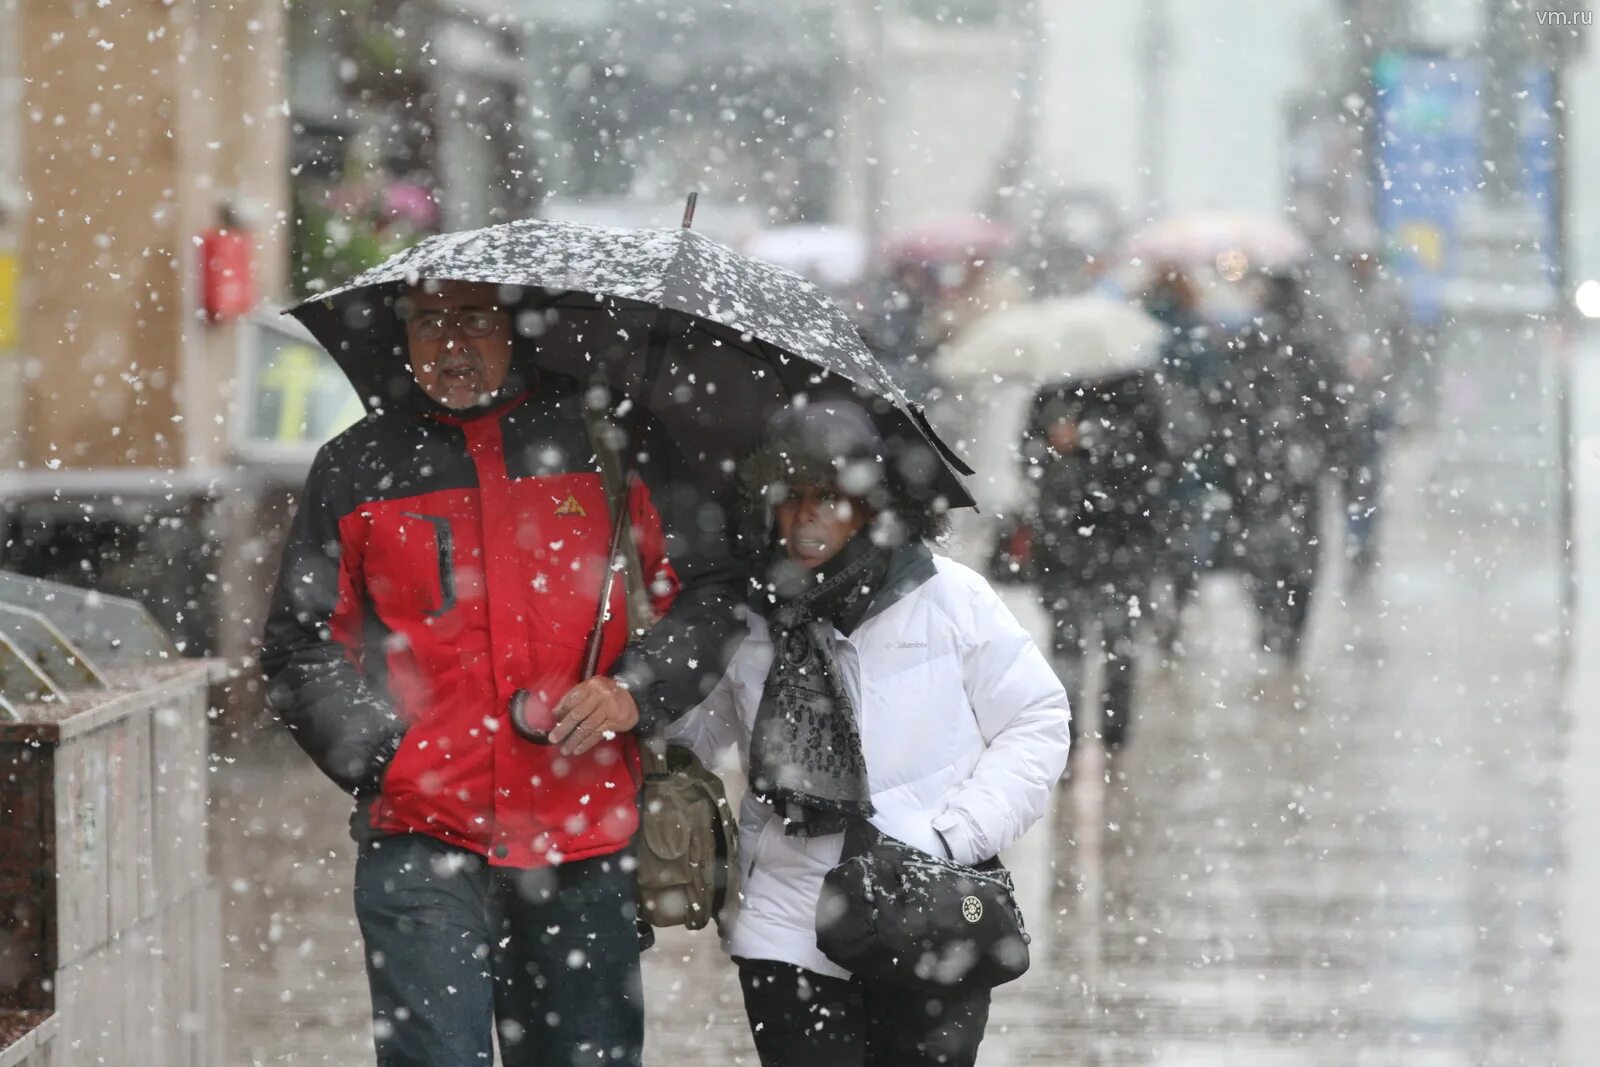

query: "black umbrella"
xmin=286 ymin=207 xmax=974 ymax=507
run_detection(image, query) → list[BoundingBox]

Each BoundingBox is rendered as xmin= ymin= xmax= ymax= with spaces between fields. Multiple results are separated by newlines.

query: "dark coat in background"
xmin=1022 ymin=370 xmax=1175 ymax=596
xmin=1210 ymin=308 xmax=1347 ymax=576
xmin=1021 ymin=369 xmax=1173 ymax=745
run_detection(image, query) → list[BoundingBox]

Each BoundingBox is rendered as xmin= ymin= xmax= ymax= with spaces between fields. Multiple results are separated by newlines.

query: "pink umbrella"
xmin=882 ymin=215 xmax=1014 ymax=266
xmin=382 ymin=182 xmax=439 ymax=232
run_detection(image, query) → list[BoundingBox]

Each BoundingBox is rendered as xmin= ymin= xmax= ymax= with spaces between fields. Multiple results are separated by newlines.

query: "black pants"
xmin=1043 ymin=577 xmax=1144 ymax=747
xmin=353 ymin=831 xmax=644 ymax=1066
xmin=1340 ymin=426 xmax=1386 ymax=574
xmin=735 ymin=958 xmax=990 ymax=1067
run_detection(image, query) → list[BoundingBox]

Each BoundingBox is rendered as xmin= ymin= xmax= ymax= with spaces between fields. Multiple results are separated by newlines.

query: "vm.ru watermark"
xmin=1536 ymin=8 xmax=1592 ymax=26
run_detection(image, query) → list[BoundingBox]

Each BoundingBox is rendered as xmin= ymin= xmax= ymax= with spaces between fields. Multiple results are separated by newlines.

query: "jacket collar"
xmin=747 ymin=541 xmax=936 ymax=628
xmin=858 ymin=541 xmax=937 ymax=626
xmin=415 ymin=383 xmax=533 ymax=426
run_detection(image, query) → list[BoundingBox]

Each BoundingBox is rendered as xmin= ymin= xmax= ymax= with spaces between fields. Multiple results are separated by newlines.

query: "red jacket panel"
xmin=262 ymin=375 xmax=739 ymax=869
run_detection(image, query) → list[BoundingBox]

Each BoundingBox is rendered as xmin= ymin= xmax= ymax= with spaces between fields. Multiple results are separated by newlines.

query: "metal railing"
xmin=0 ymin=571 xmax=177 ymax=718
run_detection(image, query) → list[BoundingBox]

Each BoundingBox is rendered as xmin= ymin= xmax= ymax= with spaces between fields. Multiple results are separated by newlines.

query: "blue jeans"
xmin=353 ymin=832 xmax=644 ymax=1066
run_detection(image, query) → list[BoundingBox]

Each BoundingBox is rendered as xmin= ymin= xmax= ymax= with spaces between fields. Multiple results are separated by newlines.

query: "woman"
xmin=667 ymin=399 xmax=1071 ymax=1067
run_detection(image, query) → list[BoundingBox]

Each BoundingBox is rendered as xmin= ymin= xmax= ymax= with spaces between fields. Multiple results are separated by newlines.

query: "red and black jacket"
xmin=261 ymin=373 xmax=743 ymax=868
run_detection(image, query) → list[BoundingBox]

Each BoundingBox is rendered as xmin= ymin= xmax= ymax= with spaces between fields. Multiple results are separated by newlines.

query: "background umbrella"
xmin=881 ymin=215 xmax=1014 ymax=267
xmin=1123 ymin=210 xmax=1310 ymax=274
xmin=929 ymin=295 xmax=1165 ymax=525
xmin=287 ymin=211 xmax=974 ymax=507
xmin=743 ymin=224 xmax=869 ymax=292
xmin=935 ymin=294 xmax=1165 ymax=385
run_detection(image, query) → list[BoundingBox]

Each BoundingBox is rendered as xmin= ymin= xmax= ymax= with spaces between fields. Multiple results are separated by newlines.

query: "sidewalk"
xmin=217 ymin=436 xmax=1568 ymax=1066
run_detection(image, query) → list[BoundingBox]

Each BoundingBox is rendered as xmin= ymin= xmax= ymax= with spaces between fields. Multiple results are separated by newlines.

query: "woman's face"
xmin=774 ymin=484 xmax=870 ymax=569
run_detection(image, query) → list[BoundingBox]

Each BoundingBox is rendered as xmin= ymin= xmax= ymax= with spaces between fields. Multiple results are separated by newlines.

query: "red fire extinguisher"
xmin=201 ymin=225 xmax=255 ymax=322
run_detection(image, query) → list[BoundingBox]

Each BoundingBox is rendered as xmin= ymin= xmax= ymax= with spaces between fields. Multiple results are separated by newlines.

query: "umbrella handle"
xmin=682 ymin=192 xmax=698 ymax=230
xmin=582 ymin=487 xmax=633 ymax=679
xmin=508 ymin=471 xmax=631 ymax=746
xmin=510 ymin=313 xmax=667 ymax=747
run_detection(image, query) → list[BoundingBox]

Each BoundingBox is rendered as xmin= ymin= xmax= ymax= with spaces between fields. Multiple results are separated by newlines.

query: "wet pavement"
xmin=215 ymin=436 xmax=1567 ymax=1065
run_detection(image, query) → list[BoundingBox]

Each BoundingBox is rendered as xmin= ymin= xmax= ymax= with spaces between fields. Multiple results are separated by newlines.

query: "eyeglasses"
xmin=406 ymin=309 xmax=506 ymax=341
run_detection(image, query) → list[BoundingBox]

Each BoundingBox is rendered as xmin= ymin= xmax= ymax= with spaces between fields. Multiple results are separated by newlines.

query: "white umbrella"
xmin=934 ymin=294 xmax=1165 ymax=385
xmin=744 ymin=224 xmax=869 ymax=290
xmin=1124 ymin=210 xmax=1310 ymax=273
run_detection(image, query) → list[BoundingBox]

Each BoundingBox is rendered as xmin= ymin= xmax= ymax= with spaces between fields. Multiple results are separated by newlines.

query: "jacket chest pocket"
xmin=514 ymin=481 xmax=616 ymax=649
xmin=364 ymin=511 xmax=457 ymax=620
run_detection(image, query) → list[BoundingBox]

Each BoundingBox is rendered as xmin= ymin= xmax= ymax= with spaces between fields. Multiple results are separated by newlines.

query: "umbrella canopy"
xmin=934 ymin=295 xmax=1164 ymax=385
xmin=287 ymin=217 xmax=974 ymax=507
xmin=1124 ymin=210 xmax=1310 ymax=274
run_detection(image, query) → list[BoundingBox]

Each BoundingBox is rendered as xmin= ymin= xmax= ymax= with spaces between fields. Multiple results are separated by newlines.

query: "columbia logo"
xmin=888 ymin=641 xmax=928 ymax=650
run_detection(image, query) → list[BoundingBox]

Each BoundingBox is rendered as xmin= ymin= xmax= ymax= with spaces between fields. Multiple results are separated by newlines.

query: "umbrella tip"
xmin=682 ymin=192 xmax=698 ymax=230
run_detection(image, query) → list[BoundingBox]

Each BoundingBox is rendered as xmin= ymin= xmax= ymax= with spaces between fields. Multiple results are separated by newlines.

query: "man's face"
xmin=403 ymin=281 xmax=514 ymax=410
xmin=774 ymin=484 xmax=870 ymax=569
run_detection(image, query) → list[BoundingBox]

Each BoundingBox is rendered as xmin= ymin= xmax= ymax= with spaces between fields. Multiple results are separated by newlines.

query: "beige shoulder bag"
xmin=583 ymin=401 xmax=739 ymax=932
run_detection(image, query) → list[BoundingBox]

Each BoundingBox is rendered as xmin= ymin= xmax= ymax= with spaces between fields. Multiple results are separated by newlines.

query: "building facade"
xmin=0 ymin=0 xmax=290 ymax=669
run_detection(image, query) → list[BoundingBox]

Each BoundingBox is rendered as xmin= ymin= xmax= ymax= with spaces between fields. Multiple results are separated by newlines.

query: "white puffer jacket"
xmin=665 ymin=548 xmax=1071 ymax=979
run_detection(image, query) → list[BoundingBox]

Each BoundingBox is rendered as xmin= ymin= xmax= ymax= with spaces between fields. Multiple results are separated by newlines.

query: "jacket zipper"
xmin=401 ymin=512 xmax=456 ymax=617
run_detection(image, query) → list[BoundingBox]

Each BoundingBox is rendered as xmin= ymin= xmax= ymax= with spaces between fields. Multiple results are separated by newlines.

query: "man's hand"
xmin=549 ymin=676 xmax=640 ymax=756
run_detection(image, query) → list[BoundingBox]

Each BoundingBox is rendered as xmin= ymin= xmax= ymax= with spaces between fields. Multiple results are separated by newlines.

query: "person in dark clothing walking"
xmin=1213 ymin=272 xmax=1347 ymax=660
xmin=1327 ymin=248 xmax=1405 ymax=583
xmin=1022 ymin=370 xmax=1174 ymax=747
xmin=1140 ymin=266 xmax=1223 ymax=655
xmin=260 ymin=279 xmax=744 ymax=1066
xmin=856 ymin=261 xmax=941 ymax=403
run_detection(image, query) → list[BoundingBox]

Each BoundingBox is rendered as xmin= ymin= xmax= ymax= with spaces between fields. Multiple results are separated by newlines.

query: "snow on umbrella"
xmin=286 ymin=214 xmax=974 ymax=507
xmin=934 ymin=294 xmax=1165 ymax=386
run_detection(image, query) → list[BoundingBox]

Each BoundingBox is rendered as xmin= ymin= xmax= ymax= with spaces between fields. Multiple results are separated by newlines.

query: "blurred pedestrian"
xmin=857 ymin=261 xmax=940 ymax=402
xmin=1216 ymin=271 xmax=1346 ymax=660
xmin=1328 ymin=246 xmax=1406 ymax=583
xmin=1140 ymin=265 xmax=1223 ymax=654
xmin=669 ymin=399 xmax=1070 ymax=1067
xmin=260 ymin=278 xmax=744 ymax=1066
xmin=1023 ymin=367 xmax=1174 ymax=747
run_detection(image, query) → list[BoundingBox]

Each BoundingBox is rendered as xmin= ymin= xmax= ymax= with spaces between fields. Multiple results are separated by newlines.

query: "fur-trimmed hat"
xmin=735 ymin=398 xmax=948 ymax=563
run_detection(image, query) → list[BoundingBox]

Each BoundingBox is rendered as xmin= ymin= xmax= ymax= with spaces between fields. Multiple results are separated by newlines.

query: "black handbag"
xmin=814 ymin=820 xmax=1031 ymax=995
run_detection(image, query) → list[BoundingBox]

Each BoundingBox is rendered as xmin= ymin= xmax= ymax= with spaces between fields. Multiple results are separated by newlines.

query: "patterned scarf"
xmin=750 ymin=532 xmax=891 ymax=837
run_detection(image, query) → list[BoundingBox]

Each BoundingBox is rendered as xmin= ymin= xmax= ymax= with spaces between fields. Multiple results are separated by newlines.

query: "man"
xmin=261 ymin=279 xmax=743 ymax=1065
